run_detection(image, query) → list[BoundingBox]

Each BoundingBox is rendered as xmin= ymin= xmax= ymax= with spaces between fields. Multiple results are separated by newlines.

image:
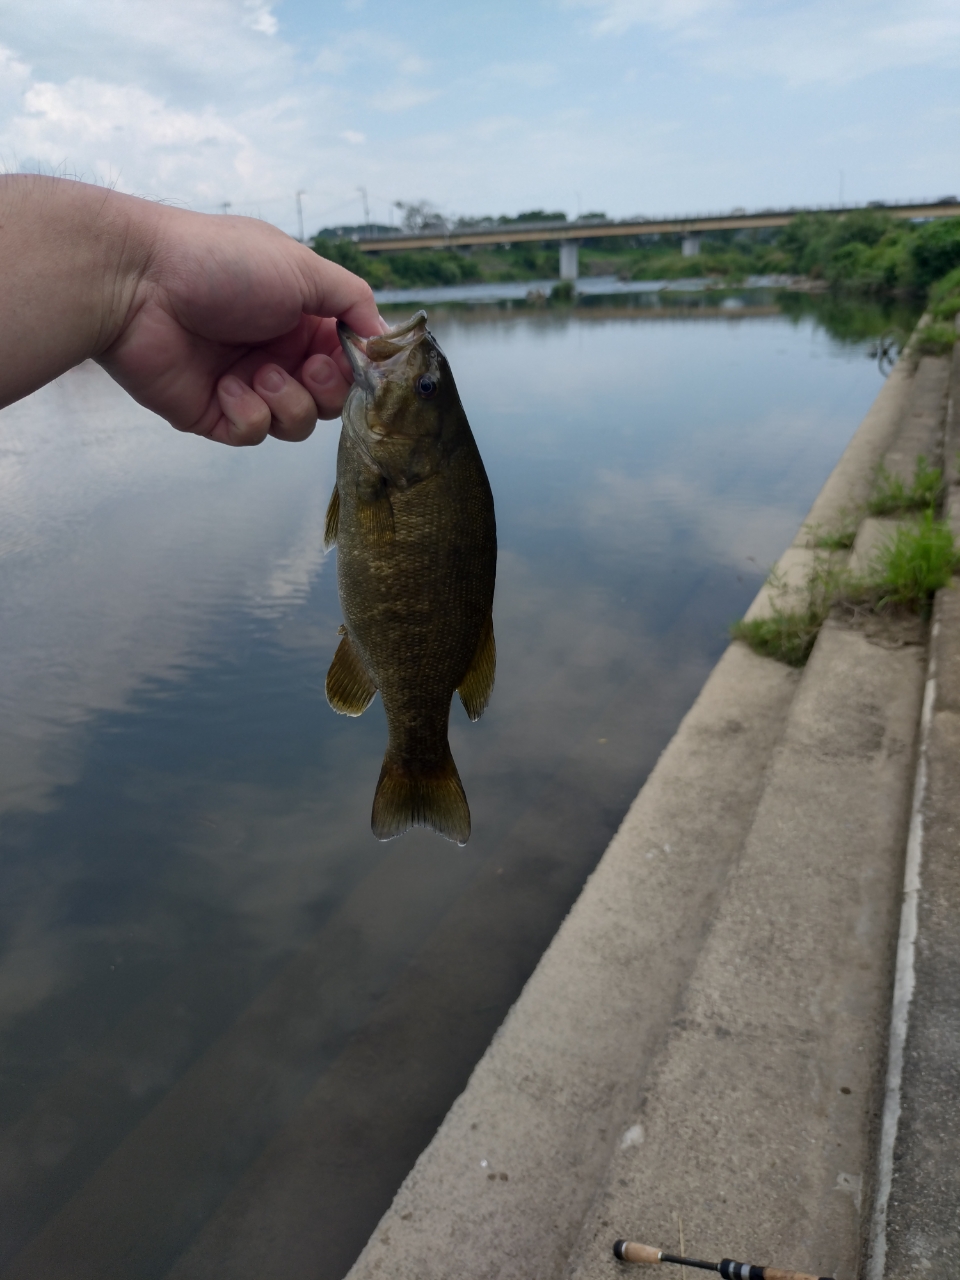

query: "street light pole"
xmin=358 ymin=186 xmax=370 ymax=236
xmin=295 ymin=190 xmax=306 ymax=243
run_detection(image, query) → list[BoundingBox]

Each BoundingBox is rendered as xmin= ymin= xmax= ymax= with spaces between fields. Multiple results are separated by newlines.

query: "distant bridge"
xmin=351 ymin=199 xmax=960 ymax=257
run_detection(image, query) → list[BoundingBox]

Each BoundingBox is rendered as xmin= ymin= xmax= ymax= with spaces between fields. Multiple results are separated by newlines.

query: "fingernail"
xmin=378 ymin=314 xmax=391 ymax=333
xmin=220 ymin=375 xmax=245 ymax=398
xmin=259 ymin=368 xmax=285 ymax=394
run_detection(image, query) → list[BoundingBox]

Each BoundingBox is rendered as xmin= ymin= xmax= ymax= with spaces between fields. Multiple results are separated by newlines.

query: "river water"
xmin=0 ymin=291 xmax=906 ymax=1278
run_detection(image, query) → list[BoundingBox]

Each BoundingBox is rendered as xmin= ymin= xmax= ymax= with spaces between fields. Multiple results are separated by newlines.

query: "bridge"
xmin=349 ymin=198 xmax=960 ymax=278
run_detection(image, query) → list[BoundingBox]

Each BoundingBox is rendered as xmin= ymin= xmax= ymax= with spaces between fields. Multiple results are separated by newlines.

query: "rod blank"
xmin=612 ymin=1239 xmax=833 ymax=1280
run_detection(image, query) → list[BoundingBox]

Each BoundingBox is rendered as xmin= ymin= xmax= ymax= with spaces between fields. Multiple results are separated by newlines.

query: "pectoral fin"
xmin=458 ymin=612 xmax=496 ymax=722
xmin=357 ymin=492 xmax=395 ymax=544
xmin=323 ymin=484 xmax=340 ymax=550
xmin=326 ymin=630 xmax=377 ymax=716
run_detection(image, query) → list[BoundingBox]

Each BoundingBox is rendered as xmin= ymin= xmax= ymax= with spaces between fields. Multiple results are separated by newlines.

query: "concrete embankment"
xmin=347 ymin=341 xmax=958 ymax=1280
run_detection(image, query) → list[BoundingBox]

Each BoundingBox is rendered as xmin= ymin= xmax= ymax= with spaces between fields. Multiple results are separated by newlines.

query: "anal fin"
xmin=326 ymin=630 xmax=376 ymax=716
xmin=324 ymin=484 xmax=340 ymax=550
xmin=458 ymin=612 xmax=496 ymax=721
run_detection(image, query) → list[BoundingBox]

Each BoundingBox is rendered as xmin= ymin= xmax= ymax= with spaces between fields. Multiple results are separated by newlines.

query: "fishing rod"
xmin=613 ymin=1239 xmax=834 ymax=1280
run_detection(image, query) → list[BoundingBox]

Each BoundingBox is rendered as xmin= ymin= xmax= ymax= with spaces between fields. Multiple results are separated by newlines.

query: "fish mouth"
xmin=338 ymin=311 xmax=429 ymax=393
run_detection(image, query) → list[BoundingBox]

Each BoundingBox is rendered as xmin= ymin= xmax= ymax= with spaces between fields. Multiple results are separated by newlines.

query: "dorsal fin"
xmin=458 ymin=612 xmax=496 ymax=721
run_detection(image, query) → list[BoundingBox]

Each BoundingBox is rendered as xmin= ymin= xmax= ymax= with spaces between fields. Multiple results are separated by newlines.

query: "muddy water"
xmin=0 ymin=295 xmax=898 ymax=1278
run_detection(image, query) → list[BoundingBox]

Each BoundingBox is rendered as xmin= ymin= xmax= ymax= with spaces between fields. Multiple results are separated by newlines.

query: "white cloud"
xmin=314 ymin=29 xmax=429 ymax=78
xmin=483 ymin=61 xmax=560 ymax=89
xmin=578 ymin=0 xmax=729 ymax=36
xmin=0 ymin=0 xmax=956 ymax=234
xmin=369 ymin=85 xmax=440 ymax=113
xmin=572 ymin=0 xmax=960 ymax=83
xmin=4 ymin=73 xmax=281 ymax=204
xmin=242 ymin=0 xmax=279 ymax=35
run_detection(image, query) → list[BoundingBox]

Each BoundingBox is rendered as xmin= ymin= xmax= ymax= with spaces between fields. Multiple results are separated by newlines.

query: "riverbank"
xmin=344 ymin=325 xmax=960 ymax=1280
xmin=315 ymin=210 xmax=960 ymax=306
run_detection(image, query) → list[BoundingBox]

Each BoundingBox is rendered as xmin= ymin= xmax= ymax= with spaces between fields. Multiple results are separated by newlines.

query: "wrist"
xmin=0 ymin=176 xmax=157 ymax=405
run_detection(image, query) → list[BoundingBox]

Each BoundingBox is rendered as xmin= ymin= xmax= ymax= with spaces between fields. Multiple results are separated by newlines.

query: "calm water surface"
xmin=0 ymin=296 xmax=894 ymax=1278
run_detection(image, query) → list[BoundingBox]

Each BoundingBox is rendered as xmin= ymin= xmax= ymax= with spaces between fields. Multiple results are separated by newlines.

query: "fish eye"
xmin=415 ymin=374 xmax=438 ymax=399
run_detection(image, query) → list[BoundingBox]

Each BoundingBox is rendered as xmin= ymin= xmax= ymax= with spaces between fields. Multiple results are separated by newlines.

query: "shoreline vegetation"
xmin=312 ymin=207 xmax=960 ymax=335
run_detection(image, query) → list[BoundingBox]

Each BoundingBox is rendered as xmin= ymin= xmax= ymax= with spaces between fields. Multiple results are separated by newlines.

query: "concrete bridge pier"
xmin=681 ymin=233 xmax=701 ymax=257
xmin=559 ymin=241 xmax=579 ymax=280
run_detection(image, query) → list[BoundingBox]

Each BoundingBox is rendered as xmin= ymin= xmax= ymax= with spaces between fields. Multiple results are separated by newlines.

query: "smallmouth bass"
xmin=325 ymin=311 xmax=497 ymax=844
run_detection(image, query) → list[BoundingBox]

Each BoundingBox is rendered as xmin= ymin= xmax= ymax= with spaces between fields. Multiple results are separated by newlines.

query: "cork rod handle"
xmin=763 ymin=1271 xmax=830 ymax=1280
xmin=614 ymin=1242 xmax=662 ymax=1265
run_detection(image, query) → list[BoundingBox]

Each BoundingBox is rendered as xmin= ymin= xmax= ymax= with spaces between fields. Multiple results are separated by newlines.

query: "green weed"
xmin=731 ymin=611 xmax=824 ymax=668
xmin=929 ymin=265 xmax=960 ymax=324
xmin=731 ymin=557 xmax=842 ymax=667
xmin=806 ymin=513 xmax=859 ymax=550
xmin=860 ymin=511 xmax=959 ymax=611
xmin=913 ymin=321 xmax=958 ymax=357
xmin=734 ymin=514 xmax=958 ymax=665
xmin=867 ymin=457 xmax=942 ymax=516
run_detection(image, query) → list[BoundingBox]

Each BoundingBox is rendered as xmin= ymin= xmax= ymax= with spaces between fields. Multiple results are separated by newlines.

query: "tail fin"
xmin=371 ymin=748 xmax=471 ymax=845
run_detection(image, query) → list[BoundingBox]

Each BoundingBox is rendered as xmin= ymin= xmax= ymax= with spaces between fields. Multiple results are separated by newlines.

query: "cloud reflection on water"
xmin=0 ymin=305 xmax=888 ymax=1273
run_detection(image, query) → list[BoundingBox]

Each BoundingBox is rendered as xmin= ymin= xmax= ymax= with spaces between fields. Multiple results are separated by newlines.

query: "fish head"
xmin=337 ymin=311 xmax=461 ymax=461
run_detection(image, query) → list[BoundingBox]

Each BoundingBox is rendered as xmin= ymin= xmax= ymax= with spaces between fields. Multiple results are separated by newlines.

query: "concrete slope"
xmin=346 ymin=645 xmax=799 ymax=1280
xmin=565 ymin=621 xmax=924 ymax=1280
xmin=879 ymin=591 xmax=960 ymax=1278
xmin=877 ymin=338 xmax=960 ymax=1278
xmin=879 ymin=356 xmax=949 ymax=485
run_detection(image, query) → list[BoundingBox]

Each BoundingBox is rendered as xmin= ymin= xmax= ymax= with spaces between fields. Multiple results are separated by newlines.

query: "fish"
xmin=325 ymin=311 xmax=497 ymax=845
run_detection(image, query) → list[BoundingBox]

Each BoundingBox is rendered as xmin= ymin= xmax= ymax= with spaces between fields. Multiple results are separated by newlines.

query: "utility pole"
xmin=358 ymin=185 xmax=370 ymax=236
xmin=295 ymin=190 xmax=306 ymax=243
xmin=219 ymin=201 xmax=232 ymax=214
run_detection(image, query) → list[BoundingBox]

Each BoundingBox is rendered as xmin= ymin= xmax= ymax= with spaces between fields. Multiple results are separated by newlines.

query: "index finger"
xmin=293 ymin=246 xmax=385 ymax=338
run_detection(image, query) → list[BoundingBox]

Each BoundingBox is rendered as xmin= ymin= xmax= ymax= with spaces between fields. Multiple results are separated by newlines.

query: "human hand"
xmin=101 ymin=203 xmax=384 ymax=445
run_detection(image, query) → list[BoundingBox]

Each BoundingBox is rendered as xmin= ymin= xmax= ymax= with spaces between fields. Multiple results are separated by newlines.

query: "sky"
xmin=1 ymin=0 xmax=958 ymax=238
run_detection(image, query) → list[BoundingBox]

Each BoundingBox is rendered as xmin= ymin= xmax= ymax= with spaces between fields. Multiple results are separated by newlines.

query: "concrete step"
xmin=564 ymin=619 xmax=925 ymax=1280
xmin=562 ymin=351 xmax=953 ymax=1280
xmin=872 ymin=339 xmax=960 ymax=1279
xmin=874 ymin=589 xmax=960 ymax=1279
xmin=881 ymin=356 xmax=950 ymax=483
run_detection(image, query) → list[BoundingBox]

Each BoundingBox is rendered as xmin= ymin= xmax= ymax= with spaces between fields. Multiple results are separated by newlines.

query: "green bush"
xmin=907 ymin=219 xmax=960 ymax=291
xmin=929 ymin=265 xmax=960 ymax=322
xmin=312 ymin=237 xmax=481 ymax=289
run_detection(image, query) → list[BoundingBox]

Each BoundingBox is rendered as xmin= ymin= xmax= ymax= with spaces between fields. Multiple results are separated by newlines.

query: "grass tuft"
xmin=867 ymin=457 xmax=942 ymax=517
xmin=913 ymin=321 xmax=958 ymax=357
xmin=731 ymin=557 xmax=842 ymax=667
xmin=807 ymin=513 xmax=859 ymax=550
xmin=731 ymin=611 xmax=824 ymax=668
xmin=734 ymin=515 xmax=958 ymax=665
xmin=858 ymin=511 xmax=959 ymax=611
